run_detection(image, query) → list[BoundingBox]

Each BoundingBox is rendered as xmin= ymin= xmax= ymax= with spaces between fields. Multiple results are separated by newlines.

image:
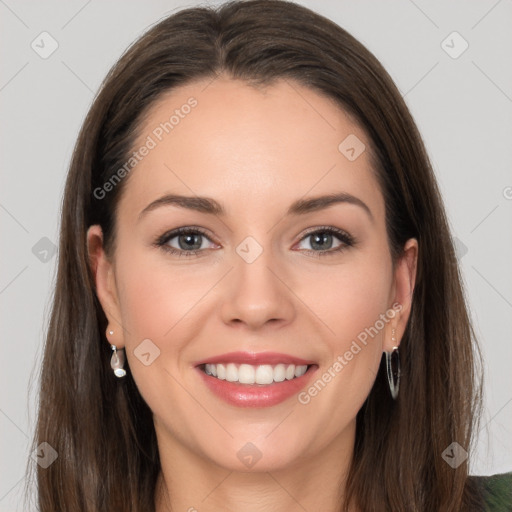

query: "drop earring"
xmin=110 ymin=344 xmax=126 ymax=378
xmin=107 ymin=329 xmax=126 ymax=378
xmin=385 ymin=328 xmax=400 ymax=400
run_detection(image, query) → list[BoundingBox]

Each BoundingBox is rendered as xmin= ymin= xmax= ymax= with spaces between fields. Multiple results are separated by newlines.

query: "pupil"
xmin=311 ymin=232 xmax=332 ymax=250
xmin=179 ymin=234 xmax=201 ymax=250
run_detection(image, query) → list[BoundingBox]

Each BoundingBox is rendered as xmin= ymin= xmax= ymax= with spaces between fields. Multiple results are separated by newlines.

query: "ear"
xmin=87 ymin=225 xmax=125 ymax=349
xmin=383 ymin=238 xmax=418 ymax=352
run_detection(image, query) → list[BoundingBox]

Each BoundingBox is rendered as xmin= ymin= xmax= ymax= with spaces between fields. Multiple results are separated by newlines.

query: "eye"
xmin=295 ymin=227 xmax=355 ymax=256
xmin=155 ymin=227 xmax=218 ymax=256
xmin=154 ymin=225 xmax=355 ymax=258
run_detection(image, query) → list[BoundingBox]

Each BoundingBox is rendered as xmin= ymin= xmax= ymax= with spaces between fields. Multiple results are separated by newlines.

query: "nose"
xmin=219 ymin=247 xmax=296 ymax=331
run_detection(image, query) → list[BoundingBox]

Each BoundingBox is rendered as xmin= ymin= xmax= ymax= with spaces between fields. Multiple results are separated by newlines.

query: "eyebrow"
xmin=138 ymin=192 xmax=373 ymax=221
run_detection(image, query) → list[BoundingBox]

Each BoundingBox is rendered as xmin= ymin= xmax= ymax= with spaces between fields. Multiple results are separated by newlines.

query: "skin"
xmin=87 ymin=75 xmax=417 ymax=512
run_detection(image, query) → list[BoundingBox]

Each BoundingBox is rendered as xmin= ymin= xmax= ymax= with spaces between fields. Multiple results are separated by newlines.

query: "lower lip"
xmin=196 ymin=365 xmax=318 ymax=408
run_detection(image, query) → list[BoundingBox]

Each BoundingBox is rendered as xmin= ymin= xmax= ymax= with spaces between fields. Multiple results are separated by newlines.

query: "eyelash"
xmin=154 ymin=225 xmax=356 ymax=258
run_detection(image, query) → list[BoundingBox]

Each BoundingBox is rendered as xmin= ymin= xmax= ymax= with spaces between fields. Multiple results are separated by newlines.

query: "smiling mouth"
xmin=199 ymin=362 xmax=316 ymax=385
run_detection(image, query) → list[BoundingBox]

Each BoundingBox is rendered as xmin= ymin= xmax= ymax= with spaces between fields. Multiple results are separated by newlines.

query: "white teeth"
xmin=203 ymin=363 xmax=309 ymax=384
xmin=238 ymin=364 xmax=255 ymax=384
xmin=205 ymin=363 xmax=217 ymax=377
xmin=285 ymin=364 xmax=296 ymax=380
xmin=255 ymin=365 xmax=274 ymax=385
xmin=294 ymin=365 xmax=307 ymax=377
xmin=273 ymin=364 xmax=286 ymax=382
xmin=216 ymin=363 xmax=226 ymax=380
xmin=226 ymin=363 xmax=238 ymax=382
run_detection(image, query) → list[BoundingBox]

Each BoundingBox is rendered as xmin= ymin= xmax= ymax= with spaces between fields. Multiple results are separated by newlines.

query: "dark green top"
xmin=469 ymin=472 xmax=512 ymax=511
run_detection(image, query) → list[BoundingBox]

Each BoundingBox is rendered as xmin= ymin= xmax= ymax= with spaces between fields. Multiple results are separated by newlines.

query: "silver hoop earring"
xmin=110 ymin=344 xmax=126 ymax=378
xmin=385 ymin=346 xmax=400 ymax=400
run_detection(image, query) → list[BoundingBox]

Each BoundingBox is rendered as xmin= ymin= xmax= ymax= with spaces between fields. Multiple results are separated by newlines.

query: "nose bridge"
xmin=220 ymin=236 xmax=296 ymax=329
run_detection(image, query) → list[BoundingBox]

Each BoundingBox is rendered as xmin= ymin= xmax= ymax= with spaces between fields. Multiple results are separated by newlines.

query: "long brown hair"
xmin=27 ymin=1 xmax=485 ymax=510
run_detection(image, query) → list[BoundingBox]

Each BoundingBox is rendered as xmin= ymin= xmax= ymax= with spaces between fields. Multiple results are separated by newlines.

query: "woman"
xmin=28 ymin=0 xmax=511 ymax=510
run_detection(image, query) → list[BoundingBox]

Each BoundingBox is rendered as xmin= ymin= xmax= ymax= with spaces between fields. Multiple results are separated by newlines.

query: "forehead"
xmin=118 ymin=76 xmax=383 ymax=220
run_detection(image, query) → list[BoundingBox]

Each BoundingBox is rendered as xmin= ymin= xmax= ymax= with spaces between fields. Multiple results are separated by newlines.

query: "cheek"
xmin=294 ymin=253 xmax=393 ymax=430
xmin=114 ymin=245 xmax=211 ymax=340
xmin=112 ymin=248 xmax=213 ymax=407
xmin=115 ymin=262 xmax=174 ymax=339
xmin=304 ymin=253 xmax=393 ymax=349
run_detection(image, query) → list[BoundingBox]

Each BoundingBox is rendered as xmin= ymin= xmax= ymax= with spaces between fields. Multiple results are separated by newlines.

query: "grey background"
xmin=1 ymin=0 xmax=511 ymax=509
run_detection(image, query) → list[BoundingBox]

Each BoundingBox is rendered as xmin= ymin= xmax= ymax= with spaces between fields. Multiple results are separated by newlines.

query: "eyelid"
xmin=299 ymin=225 xmax=351 ymax=236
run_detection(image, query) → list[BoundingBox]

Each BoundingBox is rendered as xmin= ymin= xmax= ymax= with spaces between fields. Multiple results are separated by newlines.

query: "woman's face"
xmin=88 ymin=76 xmax=416 ymax=472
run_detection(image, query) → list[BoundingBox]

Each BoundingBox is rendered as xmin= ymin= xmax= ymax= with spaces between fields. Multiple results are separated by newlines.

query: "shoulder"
xmin=467 ymin=471 xmax=512 ymax=511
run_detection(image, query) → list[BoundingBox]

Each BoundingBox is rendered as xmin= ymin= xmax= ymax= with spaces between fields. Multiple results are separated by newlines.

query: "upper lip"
xmin=194 ymin=351 xmax=316 ymax=367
